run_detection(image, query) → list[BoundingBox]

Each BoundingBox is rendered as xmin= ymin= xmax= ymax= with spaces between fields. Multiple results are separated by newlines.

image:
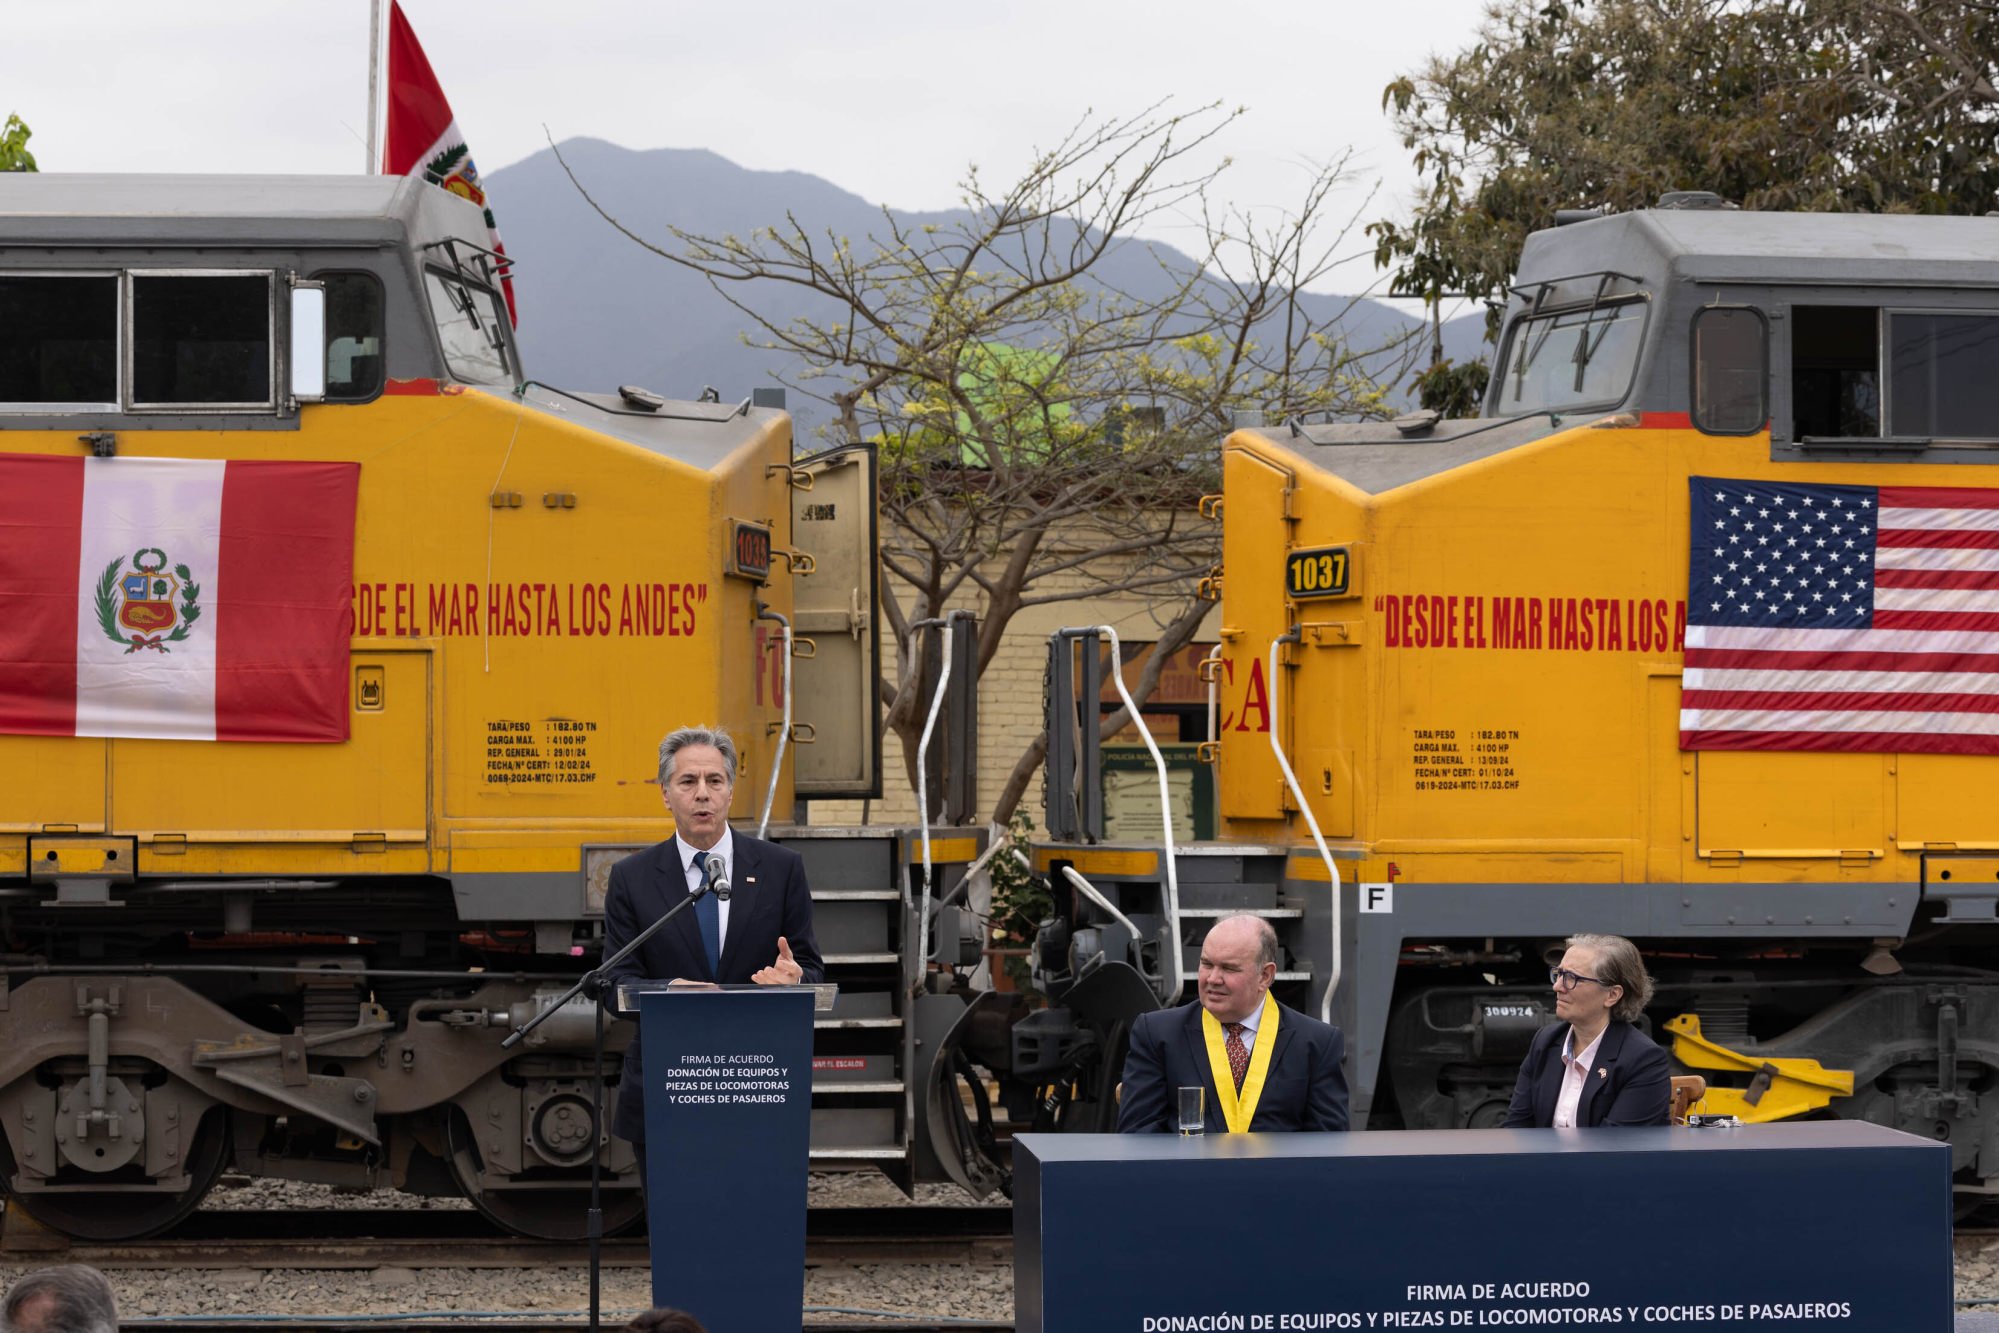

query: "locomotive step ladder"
xmin=771 ymin=824 xmax=986 ymax=1189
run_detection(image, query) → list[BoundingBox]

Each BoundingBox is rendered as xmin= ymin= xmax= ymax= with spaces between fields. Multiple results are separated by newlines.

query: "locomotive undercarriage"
xmin=1383 ymin=945 xmax=1999 ymax=1178
xmin=0 ymin=876 xmax=638 ymax=1241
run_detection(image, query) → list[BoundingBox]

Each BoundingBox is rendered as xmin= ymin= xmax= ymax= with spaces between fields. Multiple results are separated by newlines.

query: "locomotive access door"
xmin=1695 ymin=750 xmax=1888 ymax=860
xmin=1217 ymin=443 xmax=1295 ymax=820
xmin=789 ymin=445 xmax=881 ymax=798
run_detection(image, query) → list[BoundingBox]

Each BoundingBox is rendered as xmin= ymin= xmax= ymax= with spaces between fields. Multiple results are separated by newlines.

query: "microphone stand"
xmin=505 ymin=871 xmax=720 ymax=1333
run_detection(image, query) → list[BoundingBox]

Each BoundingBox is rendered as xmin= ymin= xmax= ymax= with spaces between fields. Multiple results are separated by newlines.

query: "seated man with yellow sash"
xmin=1117 ymin=914 xmax=1349 ymax=1133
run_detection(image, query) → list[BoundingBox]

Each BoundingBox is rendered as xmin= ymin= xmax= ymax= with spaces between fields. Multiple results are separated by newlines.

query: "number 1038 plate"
xmin=1285 ymin=545 xmax=1354 ymax=599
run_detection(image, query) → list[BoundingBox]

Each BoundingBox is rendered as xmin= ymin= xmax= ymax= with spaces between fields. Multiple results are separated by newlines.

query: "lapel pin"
xmin=746 ymin=876 xmax=757 ymax=885
xmin=1597 ymin=1068 xmax=1607 ymax=1080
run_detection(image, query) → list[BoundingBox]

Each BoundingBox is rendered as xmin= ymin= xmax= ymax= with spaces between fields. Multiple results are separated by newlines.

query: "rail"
xmin=26 ymin=1204 xmax=1012 ymax=1268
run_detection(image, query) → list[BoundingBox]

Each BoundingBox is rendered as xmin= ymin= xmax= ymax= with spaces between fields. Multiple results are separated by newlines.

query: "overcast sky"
xmin=2 ymin=1 xmax=1492 ymax=296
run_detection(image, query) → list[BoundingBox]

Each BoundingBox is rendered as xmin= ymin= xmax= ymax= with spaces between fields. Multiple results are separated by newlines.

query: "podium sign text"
xmin=639 ymin=987 xmax=814 ymax=1330
xmin=1015 ymin=1122 xmax=1951 ymax=1333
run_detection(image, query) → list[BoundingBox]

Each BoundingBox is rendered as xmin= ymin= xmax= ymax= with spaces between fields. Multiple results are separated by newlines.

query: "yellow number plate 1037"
xmin=1285 ymin=546 xmax=1352 ymax=599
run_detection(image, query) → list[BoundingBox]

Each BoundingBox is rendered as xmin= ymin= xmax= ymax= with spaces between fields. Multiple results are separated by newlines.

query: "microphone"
xmin=706 ymin=855 xmax=732 ymax=903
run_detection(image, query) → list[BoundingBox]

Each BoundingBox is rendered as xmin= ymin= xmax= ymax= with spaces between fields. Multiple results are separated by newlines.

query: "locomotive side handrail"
xmin=1269 ymin=627 xmax=1342 ymax=1023
xmin=755 ymin=606 xmax=794 ymax=839
xmin=914 ymin=617 xmax=954 ymax=968
xmin=1203 ymin=643 xmax=1223 ymax=744
xmin=1092 ymin=622 xmax=1183 ymax=1003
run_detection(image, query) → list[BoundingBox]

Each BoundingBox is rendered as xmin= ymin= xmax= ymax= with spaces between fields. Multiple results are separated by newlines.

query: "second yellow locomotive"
xmin=1015 ymin=194 xmax=1999 ymax=1194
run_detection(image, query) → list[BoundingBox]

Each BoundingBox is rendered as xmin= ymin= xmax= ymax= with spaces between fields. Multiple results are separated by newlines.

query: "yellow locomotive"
xmin=8 ymin=172 xmax=1992 ymax=1229
xmin=1011 ymin=194 xmax=1999 ymax=1191
xmin=0 ymin=173 xmax=954 ymax=1239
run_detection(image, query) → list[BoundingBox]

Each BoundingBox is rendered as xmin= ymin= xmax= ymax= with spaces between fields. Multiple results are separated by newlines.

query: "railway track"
xmin=0 ymin=1205 xmax=1012 ymax=1270
xmin=1958 ymin=1197 xmax=1999 ymax=1239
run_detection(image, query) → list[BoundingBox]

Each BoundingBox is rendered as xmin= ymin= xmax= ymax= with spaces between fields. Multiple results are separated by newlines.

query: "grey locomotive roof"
xmin=1239 ymin=414 xmax=1567 ymax=496
xmin=518 ymin=386 xmax=784 ymax=468
xmin=1517 ymin=208 xmax=1999 ymax=292
xmin=0 ymin=173 xmax=480 ymax=248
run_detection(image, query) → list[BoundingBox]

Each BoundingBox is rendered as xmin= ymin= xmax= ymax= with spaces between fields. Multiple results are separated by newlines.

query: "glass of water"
xmin=1177 ymin=1086 xmax=1205 ymax=1136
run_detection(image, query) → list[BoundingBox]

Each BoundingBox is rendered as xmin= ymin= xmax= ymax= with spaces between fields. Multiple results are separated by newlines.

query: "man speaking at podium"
xmin=604 ymin=727 xmax=824 ymax=1167
xmin=1117 ymin=914 xmax=1348 ymax=1133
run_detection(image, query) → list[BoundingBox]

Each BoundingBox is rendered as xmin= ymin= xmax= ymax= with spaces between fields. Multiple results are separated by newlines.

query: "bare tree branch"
xmin=563 ymin=105 xmax=1403 ymax=821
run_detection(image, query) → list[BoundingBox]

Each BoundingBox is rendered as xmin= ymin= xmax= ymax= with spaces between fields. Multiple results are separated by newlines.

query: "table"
xmin=1013 ymin=1122 xmax=1951 ymax=1333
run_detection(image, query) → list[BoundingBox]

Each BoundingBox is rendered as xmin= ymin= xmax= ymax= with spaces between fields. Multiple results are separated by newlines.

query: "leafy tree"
xmin=1 ymin=115 xmax=35 ymax=173
xmin=1371 ymin=0 xmax=1999 ymax=350
xmin=562 ymin=106 xmax=1407 ymax=821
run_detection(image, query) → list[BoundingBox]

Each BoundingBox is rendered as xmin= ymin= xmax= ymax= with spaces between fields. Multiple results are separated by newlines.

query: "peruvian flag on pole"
xmin=0 ymin=455 xmax=361 ymax=743
xmin=382 ymin=0 xmax=517 ymax=325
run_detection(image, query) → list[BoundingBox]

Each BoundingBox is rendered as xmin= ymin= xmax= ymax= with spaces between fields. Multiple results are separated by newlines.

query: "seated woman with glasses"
xmin=1501 ymin=933 xmax=1671 ymax=1128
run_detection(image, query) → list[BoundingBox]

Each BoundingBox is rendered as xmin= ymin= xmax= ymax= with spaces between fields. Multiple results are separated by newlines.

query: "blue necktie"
xmin=691 ymin=850 xmax=721 ymax=977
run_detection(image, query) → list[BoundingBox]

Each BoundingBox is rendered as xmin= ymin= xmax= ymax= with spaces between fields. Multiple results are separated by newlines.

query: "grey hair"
xmin=1211 ymin=914 xmax=1280 ymax=972
xmin=3 ymin=1265 xmax=119 ymax=1333
xmin=657 ymin=727 xmax=738 ymax=786
xmin=1567 ymin=933 xmax=1653 ymax=1023
xmin=622 ymin=1310 xmax=710 ymax=1333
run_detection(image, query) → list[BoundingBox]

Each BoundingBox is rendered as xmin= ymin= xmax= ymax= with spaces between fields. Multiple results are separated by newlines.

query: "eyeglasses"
xmin=1549 ymin=967 xmax=1611 ymax=990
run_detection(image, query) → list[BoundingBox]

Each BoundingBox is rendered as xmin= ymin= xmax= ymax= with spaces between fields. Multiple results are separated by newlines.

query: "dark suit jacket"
xmin=604 ymin=831 xmax=824 ymax=1143
xmin=1501 ymin=1019 xmax=1672 ymax=1128
xmin=1117 ymin=998 xmax=1349 ymax=1133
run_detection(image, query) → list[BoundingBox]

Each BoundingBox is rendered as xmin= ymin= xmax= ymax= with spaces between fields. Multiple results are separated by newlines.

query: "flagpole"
xmin=365 ymin=0 xmax=383 ymax=173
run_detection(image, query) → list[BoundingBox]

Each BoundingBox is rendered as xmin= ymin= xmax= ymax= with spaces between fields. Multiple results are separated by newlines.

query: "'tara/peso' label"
xmin=1411 ymin=727 xmax=1523 ymax=793
xmin=484 ymin=717 xmax=600 ymax=786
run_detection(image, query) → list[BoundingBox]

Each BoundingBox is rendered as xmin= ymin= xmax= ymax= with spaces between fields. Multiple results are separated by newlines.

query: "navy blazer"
xmin=1501 ymin=1019 xmax=1672 ymax=1128
xmin=604 ymin=831 xmax=824 ymax=1143
xmin=1117 ymin=998 xmax=1349 ymax=1133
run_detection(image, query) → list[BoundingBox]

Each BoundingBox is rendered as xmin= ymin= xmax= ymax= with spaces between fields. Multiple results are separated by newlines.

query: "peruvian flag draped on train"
xmin=381 ymin=0 xmax=517 ymax=324
xmin=0 ymin=456 xmax=360 ymax=742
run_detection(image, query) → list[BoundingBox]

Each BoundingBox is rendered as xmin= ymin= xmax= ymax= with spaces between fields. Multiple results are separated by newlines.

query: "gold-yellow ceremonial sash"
xmin=1202 ymin=992 xmax=1279 ymax=1133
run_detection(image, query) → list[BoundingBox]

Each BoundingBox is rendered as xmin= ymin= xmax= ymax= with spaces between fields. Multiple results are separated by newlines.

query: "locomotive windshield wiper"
xmin=1515 ymin=318 xmax=1558 ymax=400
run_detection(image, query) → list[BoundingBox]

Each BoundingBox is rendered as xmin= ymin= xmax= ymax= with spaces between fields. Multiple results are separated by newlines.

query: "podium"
xmin=618 ymin=982 xmax=827 ymax=1330
xmin=1014 ymin=1122 xmax=1952 ymax=1333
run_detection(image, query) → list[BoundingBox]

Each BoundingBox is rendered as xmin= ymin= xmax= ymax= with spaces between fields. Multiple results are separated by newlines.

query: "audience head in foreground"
xmin=624 ymin=1309 xmax=709 ymax=1333
xmin=2 ymin=1264 xmax=118 ymax=1333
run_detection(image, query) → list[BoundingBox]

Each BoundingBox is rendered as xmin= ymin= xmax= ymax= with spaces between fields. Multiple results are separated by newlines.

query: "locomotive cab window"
xmin=1691 ymin=306 xmax=1768 ymax=435
xmin=1792 ymin=305 xmax=1999 ymax=443
xmin=130 ymin=271 xmax=274 ymax=408
xmin=1887 ymin=312 xmax=1999 ymax=438
xmin=1492 ymin=299 xmax=1647 ymax=415
xmin=0 ymin=274 xmax=119 ymax=409
xmin=424 ymin=267 xmax=513 ymax=386
xmin=318 ymin=271 xmax=385 ymax=401
xmin=1791 ymin=306 xmax=1880 ymax=439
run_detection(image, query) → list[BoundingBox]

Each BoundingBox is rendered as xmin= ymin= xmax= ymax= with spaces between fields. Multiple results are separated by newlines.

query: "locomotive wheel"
xmin=0 ymin=1107 xmax=228 ymax=1241
xmin=445 ymin=1108 xmax=644 ymax=1241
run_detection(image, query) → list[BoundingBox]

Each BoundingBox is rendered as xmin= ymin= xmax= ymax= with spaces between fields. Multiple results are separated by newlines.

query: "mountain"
xmin=489 ymin=139 xmax=1487 ymax=438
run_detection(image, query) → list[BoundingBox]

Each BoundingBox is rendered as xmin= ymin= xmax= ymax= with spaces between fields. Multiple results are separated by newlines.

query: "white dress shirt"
xmin=1226 ymin=996 xmax=1266 ymax=1057
xmin=677 ymin=828 xmax=734 ymax=954
xmin=1552 ymin=1025 xmax=1606 ymax=1129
